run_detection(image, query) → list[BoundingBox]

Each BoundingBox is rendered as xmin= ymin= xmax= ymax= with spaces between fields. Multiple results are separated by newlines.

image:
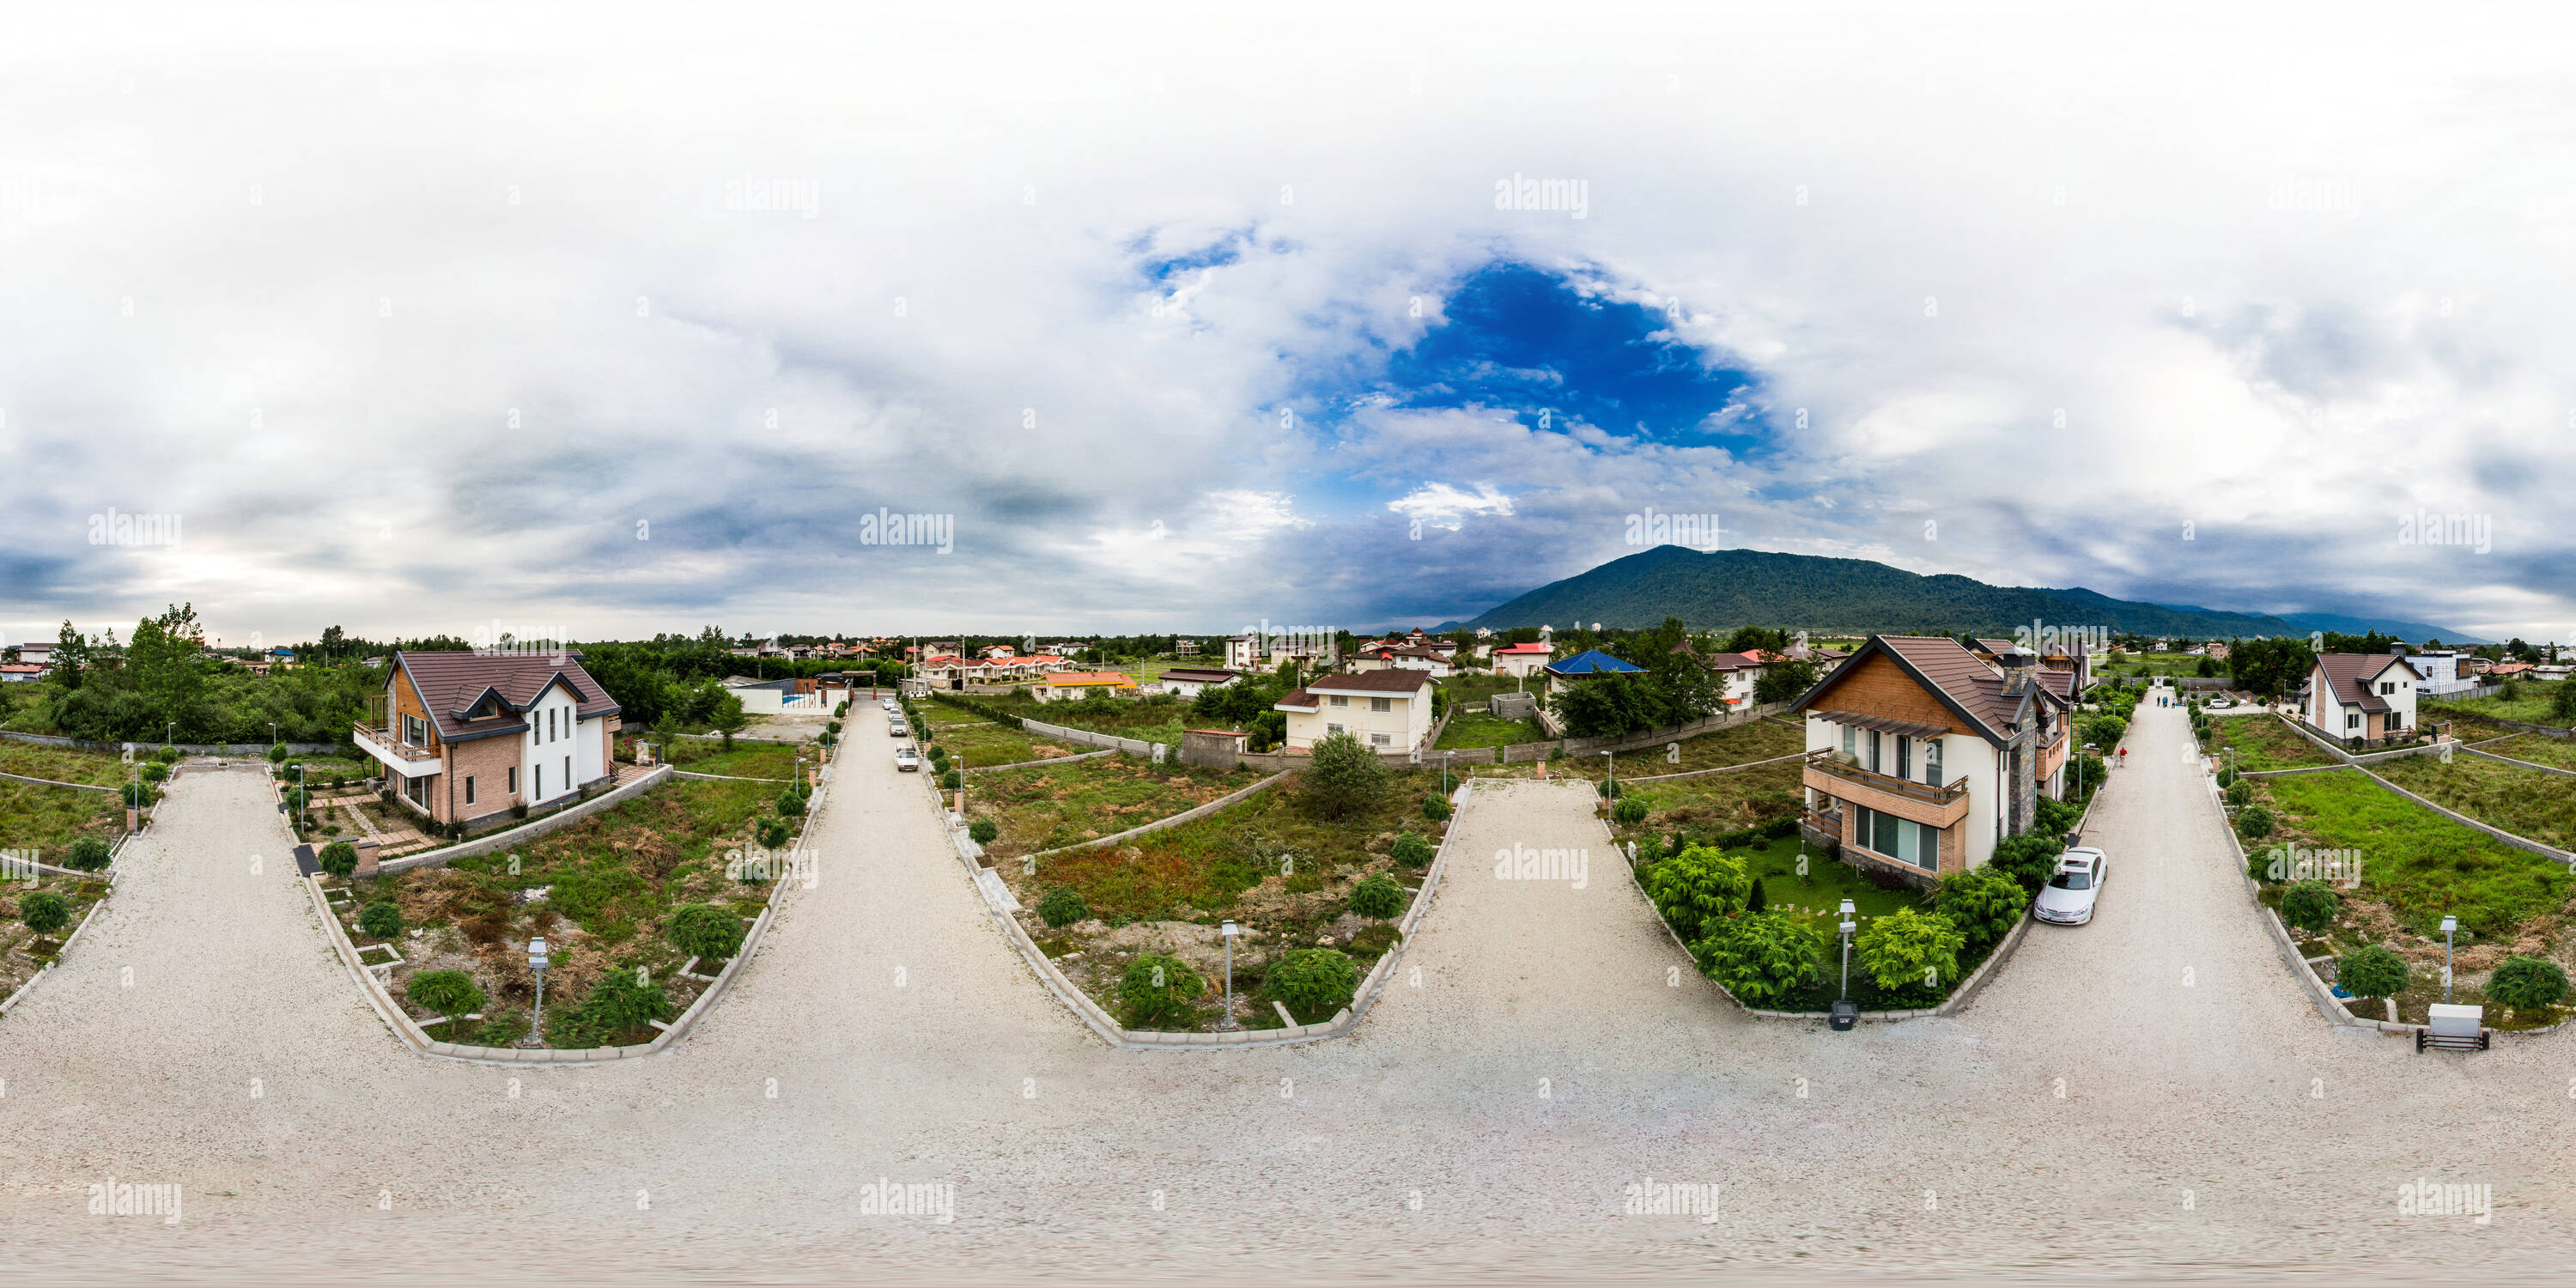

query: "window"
xmin=1868 ymin=730 xmax=1882 ymax=774
xmin=549 ymin=708 xmax=557 ymax=741
xmin=465 ymin=776 xmax=476 ymax=805
xmin=564 ymin=756 xmax=571 ymax=789
xmin=1370 ymin=732 xmax=1391 ymax=747
xmin=1326 ymin=722 xmax=1344 ymax=735
xmin=507 ymin=766 xmax=518 ymax=794
xmin=1370 ymin=696 xmax=1392 ymax=714
xmin=404 ymin=714 xmax=428 ymax=746
xmin=1842 ymin=725 xmax=1856 ymax=756
xmin=1896 ymin=735 xmax=1911 ymax=780
xmin=2346 ymin=713 xmax=2360 ymax=730
xmin=1854 ymin=805 xmax=1940 ymax=871
xmin=1924 ymin=738 xmax=1943 ymax=787
xmin=2379 ymin=682 xmax=2393 ymax=696
xmin=536 ymin=765 xmax=544 ymax=798
xmin=1329 ymin=695 xmax=1348 ymax=708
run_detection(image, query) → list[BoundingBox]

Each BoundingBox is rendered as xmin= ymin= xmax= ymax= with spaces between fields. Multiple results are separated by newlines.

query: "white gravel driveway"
xmin=0 ymin=702 xmax=2567 ymax=1284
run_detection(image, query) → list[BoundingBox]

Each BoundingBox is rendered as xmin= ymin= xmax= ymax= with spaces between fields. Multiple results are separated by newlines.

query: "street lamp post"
xmin=267 ymin=722 xmax=278 ymax=750
xmin=1218 ymin=920 xmax=1241 ymax=1030
xmin=166 ymin=721 xmax=175 ymax=748
xmin=1832 ymin=899 xmax=1859 ymax=1032
xmin=1603 ymin=750 xmax=1613 ymax=800
xmin=2441 ymin=914 xmax=2458 ymax=1003
xmin=525 ymin=937 xmax=550 ymax=1047
xmin=1443 ymin=750 xmax=1452 ymax=797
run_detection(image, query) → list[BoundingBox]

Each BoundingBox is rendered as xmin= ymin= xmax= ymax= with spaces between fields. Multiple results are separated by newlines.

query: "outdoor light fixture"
xmin=525 ymin=937 xmax=550 ymax=1048
xmin=1832 ymin=899 xmax=1860 ymax=1032
xmin=2441 ymin=914 xmax=2458 ymax=1003
xmin=1218 ymin=920 xmax=1241 ymax=1030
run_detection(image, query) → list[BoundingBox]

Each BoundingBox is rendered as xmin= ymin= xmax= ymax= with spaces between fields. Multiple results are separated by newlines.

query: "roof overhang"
xmin=1807 ymin=709 xmax=1951 ymax=740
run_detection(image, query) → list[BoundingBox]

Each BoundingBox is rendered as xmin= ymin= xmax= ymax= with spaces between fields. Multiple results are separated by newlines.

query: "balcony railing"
xmin=353 ymin=721 xmax=440 ymax=765
xmin=1804 ymin=749 xmax=1969 ymax=807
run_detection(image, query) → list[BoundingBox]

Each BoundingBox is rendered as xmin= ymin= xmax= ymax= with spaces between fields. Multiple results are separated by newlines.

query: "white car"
xmin=2034 ymin=848 xmax=2106 ymax=926
xmin=889 ymin=719 xmax=908 ymax=738
xmin=894 ymin=745 xmax=919 ymax=772
xmin=2206 ymin=696 xmax=2233 ymax=709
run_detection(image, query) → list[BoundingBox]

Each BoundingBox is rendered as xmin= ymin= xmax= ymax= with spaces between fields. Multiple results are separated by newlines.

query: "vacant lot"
xmin=967 ymin=756 xmax=1268 ymax=860
xmin=2373 ymin=754 xmax=2576 ymax=852
xmin=1005 ymin=768 xmax=1451 ymax=1032
xmin=2482 ymin=734 xmax=2576 ymax=773
xmin=965 ymin=690 xmax=1196 ymax=750
xmin=0 ymin=742 xmax=133 ymax=787
xmin=2208 ymin=715 xmax=2340 ymax=772
xmin=0 ymin=744 xmax=131 ymax=854
xmin=1622 ymin=757 xmax=1804 ymax=834
xmin=1476 ymin=716 xmax=1805 ymax=781
xmin=664 ymin=740 xmax=802 ymax=780
xmin=2424 ymin=685 xmax=2575 ymax=729
xmin=2251 ymin=768 xmax=2569 ymax=943
xmin=918 ymin=701 xmax=1073 ymax=768
xmin=325 ymin=775 xmax=787 ymax=1048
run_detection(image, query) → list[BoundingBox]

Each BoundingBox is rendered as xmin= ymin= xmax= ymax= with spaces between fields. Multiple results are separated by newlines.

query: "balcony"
xmin=353 ymin=721 xmax=442 ymax=778
xmin=1803 ymin=749 xmax=1971 ymax=828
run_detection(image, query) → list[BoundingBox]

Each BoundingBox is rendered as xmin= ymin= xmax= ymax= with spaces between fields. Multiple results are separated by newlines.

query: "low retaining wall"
xmin=967 ymin=748 xmax=1116 ymax=774
xmin=958 ymin=778 xmax=1474 ymax=1048
xmin=1026 ymin=772 xmax=1291 ymax=861
xmin=2458 ymin=744 xmax=2576 ymax=780
xmin=374 ymin=765 xmax=675 ymax=875
xmin=0 ymin=729 xmax=338 ymax=756
xmin=2351 ymin=766 xmax=2573 ymax=865
xmin=2208 ymin=767 xmax=2358 ymax=1028
xmin=0 ymin=859 xmax=122 ymax=1016
xmin=0 ymin=769 xmax=117 ymax=793
xmin=309 ymin=768 xmax=829 ymax=1062
xmin=1619 ymin=750 xmax=1805 ymax=786
xmin=671 ymin=769 xmax=793 ymax=783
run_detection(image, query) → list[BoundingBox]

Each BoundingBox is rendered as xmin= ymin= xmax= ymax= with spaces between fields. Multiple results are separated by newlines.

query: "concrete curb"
xmin=1025 ymin=771 xmax=1291 ymax=861
xmin=670 ymin=769 xmax=794 ymax=782
xmin=964 ymin=777 xmax=1473 ymax=1049
xmin=2209 ymin=768 xmax=2372 ymax=1029
xmin=966 ymin=749 xmax=1118 ymax=774
xmin=374 ymin=765 xmax=675 ymax=875
xmin=308 ymin=773 xmax=830 ymax=1063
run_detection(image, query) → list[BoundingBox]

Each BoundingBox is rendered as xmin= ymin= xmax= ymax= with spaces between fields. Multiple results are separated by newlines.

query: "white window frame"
xmin=1370 ymin=696 xmax=1393 ymax=714
xmin=1370 ymin=732 xmax=1392 ymax=747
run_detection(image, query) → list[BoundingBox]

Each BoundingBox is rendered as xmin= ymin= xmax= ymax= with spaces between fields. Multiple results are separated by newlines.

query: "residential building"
xmin=1351 ymin=645 xmax=1455 ymax=678
xmin=354 ymin=650 xmax=622 ymax=829
xmin=1030 ymin=671 xmax=1139 ymax=702
xmin=11 ymin=641 xmax=53 ymax=668
xmin=1157 ymin=667 xmax=1241 ymax=698
xmin=2488 ymin=661 xmax=2537 ymax=682
xmin=1222 ymin=635 xmax=1261 ymax=670
xmin=1273 ymin=669 xmax=1432 ymax=753
xmin=1542 ymin=647 xmax=1646 ymax=701
xmin=1492 ymin=641 xmax=1553 ymax=678
xmin=1789 ymin=636 xmax=2075 ymax=883
xmin=0 ymin=662 xmax=45 ymax=683
xmin=2303 ymin=647 xmax=2422 ymax=746
xmin=2407 ymin=650 xmax=2477 ymax=696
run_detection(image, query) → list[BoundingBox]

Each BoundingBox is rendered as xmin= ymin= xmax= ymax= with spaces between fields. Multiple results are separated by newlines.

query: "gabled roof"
xmin=1274 ymin=690 xmax=1320 ymax=711
xmin=1546 ymin=648 xmax=1645 ymax=677
xmin=1161 ymin=668 xmax=1241 ymax=683
xmin=2313 ymin=653 xmax=2421 ymax=713
xmin=1494 ymin=642 xmax=1552 ymax=655
xmin=1042 ymin=671 xmax=1134 ymax=686
xmin=395 ymin=650 xmax=621 ymax=744
xmin=1789 ymin=635 xmax=2046 ymax=746
xmin=1306 ymin=669 xmax=1433 ymax=696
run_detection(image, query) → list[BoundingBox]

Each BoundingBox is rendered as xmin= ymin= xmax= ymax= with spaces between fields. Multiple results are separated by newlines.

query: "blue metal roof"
xmin=1546 ymin=647 xmax=1645 ymax=676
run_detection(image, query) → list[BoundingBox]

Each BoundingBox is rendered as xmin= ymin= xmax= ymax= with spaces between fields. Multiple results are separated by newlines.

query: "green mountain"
xmin=1454 ymin=546 xmax=2482 ymax=642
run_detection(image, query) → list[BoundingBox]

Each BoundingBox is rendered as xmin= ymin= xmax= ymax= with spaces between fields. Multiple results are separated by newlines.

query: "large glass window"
xmin=1856 ymin=806 xmax=1941 ymax=872
xmin=1925 ymin=738 xmax=1943 ymax=786
xmin=1896 ymin=736 xmax=1911 ymax=780
xmin=1842 ymin=725 xmax=1856 ymax=756
xmin=1868 ymin=731 xmax=1882 ymax=774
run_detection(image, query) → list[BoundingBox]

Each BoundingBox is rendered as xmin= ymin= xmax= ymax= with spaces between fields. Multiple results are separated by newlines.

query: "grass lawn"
xmin=1007 ymin=769 xmax=1451 ymax=1032
xmin=325 ymin=775 xmax=792 ymax=1048
xmin=0 ymin=742 xmax=138 ymax=787
xmin=2251 ymin=768 xmax=2570 ymax=941
xmin=0 ymin=871 xmax=114 ymax=999
xmin=662 ymin=740 xmax=801 ymax=780
xmin=2208 ymin=715 xmax=2340 ymax=772
xmin=276 ymin=756 xmax=378 ymax=787
xmin=967 ymin=756 xmax=1268 ymax=860
xmin=2482 ymin=734 xmax=2576 ymax=772
xmin=917 ymin=701 xmax=1068 ymax=768
xmin=2372 ymin=754 xmax=2576 ymax=852
xmin=0 ymin=781 xmax=124 ymax=858
xmin=1618 ymin=757 xmax=1803 ymax=834
xmin=1436 ymin=708 xmax=1546 ymax=750
xmin=963 ymin=690 xmax=1196 ymax=749
xmin=1475 ymin=717 xmax=1806 ymax=781
xmin=2425 ymin=685 xmax=2575 ymax=729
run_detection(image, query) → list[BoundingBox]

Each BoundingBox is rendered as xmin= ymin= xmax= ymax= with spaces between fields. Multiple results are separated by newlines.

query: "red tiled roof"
xmin=1495 ymin=642 xmax=1552 ymax=655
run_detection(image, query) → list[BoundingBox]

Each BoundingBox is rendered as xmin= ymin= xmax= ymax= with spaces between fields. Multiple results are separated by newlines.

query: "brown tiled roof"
xmin=1274 ymin=690 xmax=1320 ymax=711
xmin=1306 ymin=669 xmax=1433 ymax=696
xmin=2314 ymin=653 xmax=2417 ymax=713
xmin=1161 ymin=668 xmax=1240 ymax=683
xmin=396 ymin=650 xmax=620 ymax=744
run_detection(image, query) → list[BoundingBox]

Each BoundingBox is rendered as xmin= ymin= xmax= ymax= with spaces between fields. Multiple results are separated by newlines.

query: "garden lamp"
xmin=1832 ymin=899 xmax=1860 ymax=1033
xmin=267 ymin=722 xmax=277 ymax=748
xmin=1218 ymin=920 xmax=1241 ymax=1030
xmin=166 ymin=721 xmax=175 ymax=747
xmin=1838 ymin=900 xmax=1857 ymax=997
xmin=1603 ymin=750 xmax=1613 ymax=796
xmin=526 ymin=937 xmax=550 ymax=1047
xmin=2440 ymin=915 xmax=2458 ymax=1003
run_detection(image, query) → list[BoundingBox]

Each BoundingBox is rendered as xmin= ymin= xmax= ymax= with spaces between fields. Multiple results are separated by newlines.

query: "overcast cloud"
xmin=3 ymin=3 xmax=2569 ymax=647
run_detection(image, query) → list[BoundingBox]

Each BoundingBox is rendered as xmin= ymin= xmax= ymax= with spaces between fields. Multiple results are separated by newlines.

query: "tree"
xmin=1855 ymin=908 xmax=1965 ymax=994
xmin=1347 ymin=872 xmax=1405 ymax=919
xmin=2486 ymin=956 xmax=2568 ymax=1011
xmin=1552 ymin=671 xmax=1661 ymax=738
xmin=1036 ymin=886 xmax=1091 ymax=927
xmin=318 ymin=841 xmax=359 ymax=878
xmin=65 ymin=836 xmax=112 ymax=872
xmin=2333 ymin=944 xmax=2409 ymax=1000
xmin=2230 ymin=636 xmax=2317 ymax=702
xmin=1267 ymin=948 xmax=1358 ymax=1018
xmin=2279 ymin=881 xmax=2341 ymax=934
xmin=711 ymin=693 xmax=747 ymax=750
xmin=1934 ymin=867 xmax=2028 ymax=952
xmin=18 ymin=890 xmax=70 ymax=934
xmin=2554 ymin=680 xmax=2576 ymax=723
xmin=2235 ymin=805 xmax=2275 ymax=841
xmin=1987 ymin=833 xmax=2064 ymax=896
xmin=1753 ymin=659 xmax=1819 ymax=705
xmin=1641 ymin=845 xmax=1752 ymax=941
xmin=1302 ymin=731 xmax=1389 ymax=820
xmin=1693 ymin=909 xmax=1825 ymax=1006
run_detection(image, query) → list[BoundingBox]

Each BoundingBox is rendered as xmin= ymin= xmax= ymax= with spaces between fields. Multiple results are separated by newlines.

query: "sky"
xmin=3 ymin=2 xmax=2571 ymax=648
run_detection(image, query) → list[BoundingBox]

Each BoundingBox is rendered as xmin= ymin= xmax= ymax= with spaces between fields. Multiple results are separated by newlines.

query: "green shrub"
xmin=1118 ymin=952 xmax=1202 ymax=1025
xmin=775 ymin=790 xmax=806 ymax=817
xmin=1612 ymin=795 xmax=1649 ymax=826
xmin=825 ymin=720 xmax=842 ymax=735
xmin=817 ymin=731 xmax=836 ymax=748
xmin=1390 ymin=832 xmax=1434 ymax=868
xmin=122 ymin=781 xmax=153 ymax=809
xmin=404 ymin=969 xmax=483 ymax=1021
xmin=267 ymin=743 xmax=289 ymax=763
xmin=1745 ymin=876 xmax=1766 ymax=913
xmin=939 ymin=769 xmax=962 ymax=790
xmin=2215 ymin=766 xmax=2239 ymax=788
xmin=1934 ymin=866 xmax=2028 ymax=952
xmin=756 ymin=817 xmax=791 ymax=849
xmin=1855 ymin=908 xmax=1965 ymax=995
xmin=2486 ymin=955 xmax=2569 ymax=1011
xmin=64 ymin=835 xmax=112 ymax=872
xmin=1596 ymin=777 xmax=1622 ymax=800
xmin=1267 ymin=947 xmax=1358 ymax=1018
xmin=1421 ymin=793 xmax=1451 ymax=821
xmin=2034 ymin=796 xmax=2082 ymax=837
xmin=667 ymin=902 xmax=747 ymax=961
xmin=1303 ymin=731 xmax=1390 ymax=820
xmin=2554 ymin=681 xmax=2576 ymax=722
xmin=155 ymin=745 xmax=181 ymax=764
xmin=18 ymin=890 xmax=70 ymax=935
xmin=1987 ymin=833 xmax=2064 ymax=897
xmin=318 ymin=841 xmax=359 ymax=878
xmin=968 ymin=817 xmax=999 ymax=844
xmin=2225 ymin=780 xmax=2252 ymax=807
xmin=1642 ymin=845 xmax=1751 ymax=942
xmin=556 ymin=967 xmax=669 ymax=1045
xmin=358 ymin=902 xmax=404 ymax=939
xmin=1693 ymin=910 xmax=1826 ymax=1006
xmin=2278 ymin=881 xmax=2342 ymax=934
xmin=1036 ymin=886 xmax=1091 ymax=927
xmin=2334 ymin=944 xmax=2409 ymax=999
xmin=2234 ymin=805 xmax=2275 ymax=841
xmin=140 ymin=761 xmax=169 ymax=783
xmin=1347 ymin=872 xmax=1405 ymax=919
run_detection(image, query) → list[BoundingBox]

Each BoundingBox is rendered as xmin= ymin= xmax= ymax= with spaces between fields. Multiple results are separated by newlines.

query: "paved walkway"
xmin=0 ymin=701 xmax=2567 ymax=1282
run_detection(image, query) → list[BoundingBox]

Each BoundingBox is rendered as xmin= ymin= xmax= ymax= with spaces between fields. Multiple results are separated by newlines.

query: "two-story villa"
xmin=1274 ymin=669 xmax=1432 ymax=753
xmin=354 ymin=650 xmax=623 ymax=831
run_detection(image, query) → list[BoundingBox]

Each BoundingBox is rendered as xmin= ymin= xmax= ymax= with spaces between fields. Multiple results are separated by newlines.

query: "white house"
xmin=1492 ymin=641 xmax=1552 ymax=678
xmin=2305 ymin=649 xmax=2422 ymax=745
xmin=1157 ymin=667 xmax=1241 ymax=698
xmin=2403 ymin=649 xmax=2478 ymax=696
xmin=1221 ymin=635 xmax=1261 ymax=670
xmin=1274 ymin=669 xmax=1432 ymax=753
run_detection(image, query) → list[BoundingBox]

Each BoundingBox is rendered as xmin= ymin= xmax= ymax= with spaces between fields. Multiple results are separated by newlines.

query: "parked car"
xmin=2035 ymin=847 xmax=2106 ymax=926
xmin=889 ymin=719 xmax=908 ymax=738
xmin=2207 ymin=696 xmax=2233 ymax=709
xmin=894 ymin=745 xmax=919 ymax=771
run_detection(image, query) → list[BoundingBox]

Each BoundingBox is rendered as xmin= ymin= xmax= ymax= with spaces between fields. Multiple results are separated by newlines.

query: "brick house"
xmin=354 ymin=651 xmax=623 ymax=830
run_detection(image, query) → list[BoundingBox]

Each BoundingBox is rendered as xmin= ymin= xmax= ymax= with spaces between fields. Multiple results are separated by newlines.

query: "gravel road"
xmin=1 ymin=700 xmax=2568 ymax=1284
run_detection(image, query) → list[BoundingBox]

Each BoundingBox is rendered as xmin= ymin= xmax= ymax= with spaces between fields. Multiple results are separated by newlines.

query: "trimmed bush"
xmin=64 ymin=835 xmax=112 ymax=872
xmin=1267 ymin=947 xmax=1358 ymax=1018
xmin=1934 ymin=866 xmax=2028 ymax=952
xmin=2486 ymin=955 xmax=2569 ymax=1011
xmin=775 ymin=790 xmax=806 ymax=817
xmin=556 ymin=968 xmax=669 ymax=1045
xmin=1693 ymin=910 xmax=1826 ymax=1007
xmin=1390 ymin=832 xmax=1434 ymax=868
xmin=18 ymin=890 xmax=70 ymax=935
xmin=817 ymin=731 xmax=836 ymax=748
xmin=1745 ymin=876 xmax=1767 ymax=913
xmin=2334 ymin=943 xmax=2409 ymax=999
xmin=404 ymin=969 xmax=483 ymax=1021
xmin=1987 ymin=833 xmax=2065 ymax=897
xmin=1036 ymin=886 xmax=1091 ymax=928
xmin=318 ymin=841 xmax=359 ymax=878
xmin=358 ymin=902 xmax=404 ymax=939
xmin=1421 ymin=793 xmax=1452 ymax=821
xmin=1855 ymin=908 xmax=1966 ymax=995
xmin=756 ymin=817 xmax=791 ymax=849
xmin=2278 ymin=881 xmax=2342 ymax=934
xmin=2225 ymin=780 xmax=2252 ymax=808
xmin=140 ymin=761 xmax=169 ymax=783
xmin=123 ymin=781 xmax=154 ymax=809
xmin=155 ymin=745 xmax=181 ymax=764
xmin=1347 ymin=872 xmax=1405 ymax=919
xmin=939 ymin=769 xmax=963 ymax=790
xmin=1118 ymin=952 xmax=1202 ymax=1025
xmin=2234 ymin=805 xmax=2275 ymax=841
xmin=667 ymin=902 xmax=747 ymax=961
xmin=1642 ymin=845 xmax=1752 ymax=942
xmin=825 ymin=720 xmax=842 ymax=735
xmin=267 ymin=743 xmax=289 ymax=763
xmin=1612 ymin=795 xmax=1649 ymax=826
xmin=968 ymin=817 xmax=999 ymax=845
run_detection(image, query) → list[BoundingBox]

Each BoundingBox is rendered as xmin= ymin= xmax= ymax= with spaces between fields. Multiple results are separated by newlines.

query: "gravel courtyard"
xmin=0 ymin=700 xmax=2567 ymax=1284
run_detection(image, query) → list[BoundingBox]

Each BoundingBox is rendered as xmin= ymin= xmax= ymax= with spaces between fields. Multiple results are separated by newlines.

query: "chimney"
xmin=2391 ymin=642 xmax=2409 ymax=656
xmin=1998 ymin=646 xmax=2037 ymax=697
